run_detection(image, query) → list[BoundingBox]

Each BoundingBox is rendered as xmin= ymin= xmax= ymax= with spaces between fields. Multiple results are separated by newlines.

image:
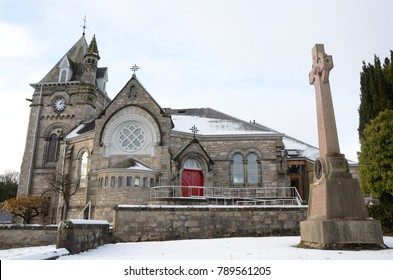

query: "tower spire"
xmin=86 ymin=34 xmax=100 ymax=59
xmin=82 ymin=35 xmax=100 ymax=84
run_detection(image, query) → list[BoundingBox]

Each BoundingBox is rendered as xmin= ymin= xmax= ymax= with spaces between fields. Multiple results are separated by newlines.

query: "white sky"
xmin=1 ymin=0 xmax=393 ymax=174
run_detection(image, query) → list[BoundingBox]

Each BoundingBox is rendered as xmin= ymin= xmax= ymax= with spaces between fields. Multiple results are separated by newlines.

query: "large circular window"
xmin=118 ymin=124 xmax=145 ymax=152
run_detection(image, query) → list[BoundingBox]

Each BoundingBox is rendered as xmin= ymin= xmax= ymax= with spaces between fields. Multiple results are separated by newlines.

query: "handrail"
xmin=150 ymin=186 xmax=304 ymax=206
xmin=79 ymin=201 xmax=91 ymax=219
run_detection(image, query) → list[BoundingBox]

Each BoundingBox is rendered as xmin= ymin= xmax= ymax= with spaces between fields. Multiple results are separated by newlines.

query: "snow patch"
xmin=68 ymin=219 xmax=109 ymax=225
xmin=172 ymin=115 xmax=274 ymax=135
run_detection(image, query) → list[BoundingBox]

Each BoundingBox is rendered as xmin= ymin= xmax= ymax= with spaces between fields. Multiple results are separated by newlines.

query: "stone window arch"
xmin=183 ymin=158 xmax=202 ymax=170
xmin=247 ymin=152 xmax=258 ymax=184
xmin=232 ymin=153 xmax=244 ymax=184
xmin=46 ymin=134 xmax=59 ymax=163
xmin=43 ymin=124 xmax=68 ymax=165
xmin=78 ymin=150 xmax=89 ymax=188
xmin=102 ymin=110 xmax=160 ymax=157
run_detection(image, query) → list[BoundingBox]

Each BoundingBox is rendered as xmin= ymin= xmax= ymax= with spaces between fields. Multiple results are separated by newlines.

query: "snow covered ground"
xmin=2 ymin=237 xmax=393 ymax=280
xmin=1 ymin=236 xmax=393 ymax=260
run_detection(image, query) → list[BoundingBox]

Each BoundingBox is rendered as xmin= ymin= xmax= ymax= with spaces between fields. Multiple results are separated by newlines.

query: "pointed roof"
xmin=85 ymin=35 xmax=100 ymax=59
xmin=37 ymin=36 xmax=88 ymax=84
xmin=99 ymin=74 xmax=167 ymax=117
xmin=172 ymin=138 xmax=215 ymax=166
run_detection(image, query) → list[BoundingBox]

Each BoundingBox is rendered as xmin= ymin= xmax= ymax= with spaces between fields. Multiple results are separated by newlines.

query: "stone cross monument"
xmin=300 ymin=44 xmax=384 ymax=249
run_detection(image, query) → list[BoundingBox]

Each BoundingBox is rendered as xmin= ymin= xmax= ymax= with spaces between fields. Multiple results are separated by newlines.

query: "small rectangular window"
xmin=143 ymin=177 xmax=147 ymax=187
xmin=110 ymin=176 xmax=115 ymax=187
xmin=104 ymin=177 xmax=108 ymax=187
xmin=118 ymin=176 xmax=123 ymax=187
xmin=126 ymin=176 xmax=132 ymax=187
xmin=135 ymin=177 xmax=140 ymax=187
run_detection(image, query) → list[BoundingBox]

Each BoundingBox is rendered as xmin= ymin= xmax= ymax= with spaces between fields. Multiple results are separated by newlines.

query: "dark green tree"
xmin=0 ymin=170 xmax=19 ymax=202
xmin=358 ymin=53 xmax=393 ymax=138
xmin=358 ymin=109 xmax=393 ymax=230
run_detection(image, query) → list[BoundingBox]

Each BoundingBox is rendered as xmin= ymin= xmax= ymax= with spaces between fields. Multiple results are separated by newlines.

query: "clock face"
xmin=53 ymin=97 xmax=67 ymax=112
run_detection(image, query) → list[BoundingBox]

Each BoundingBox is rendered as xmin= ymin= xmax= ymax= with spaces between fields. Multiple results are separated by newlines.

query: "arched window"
xmin=60 ymin=70 xmax=67 ymax=82
xmin=232 ymin=153 xmax=244 ymax=184
xmin=247 ymin=153 xmax=258 ymax=183
xmin=183 ymin=159 xmax=202 ymax=170
xmin=79 ymin=152 xmax=88 ymax=188
xmin=46 ymin=134 xmax=59 ymax=163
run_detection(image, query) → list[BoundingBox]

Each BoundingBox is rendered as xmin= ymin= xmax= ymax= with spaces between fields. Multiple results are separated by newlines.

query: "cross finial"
xmin=81 ymin=15 xmax=88 ymax=36
xmin=131 ymin=64 xmax=140 ymax=74
xmin=190 ymin=125 xmax=199 ymax=138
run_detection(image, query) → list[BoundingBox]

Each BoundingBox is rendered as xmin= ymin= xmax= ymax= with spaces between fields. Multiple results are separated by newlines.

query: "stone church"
xmin=18 ymin=34 xmax=324 ymax=223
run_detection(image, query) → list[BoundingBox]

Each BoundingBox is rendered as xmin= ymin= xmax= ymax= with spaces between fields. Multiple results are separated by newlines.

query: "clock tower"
xmin=18 ymin=34 xmax=110 ymax=200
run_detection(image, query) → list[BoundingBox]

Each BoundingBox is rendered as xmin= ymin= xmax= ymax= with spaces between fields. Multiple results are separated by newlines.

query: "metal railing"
xmin=79 ymin=201 xmax=91 ymax=219
xmin=150 ymin=186 xmax=304 ymax=206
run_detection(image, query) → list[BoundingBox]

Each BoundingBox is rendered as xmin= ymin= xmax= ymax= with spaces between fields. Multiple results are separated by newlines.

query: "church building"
xmin=18 ymin=34 xmax=323 ymax=223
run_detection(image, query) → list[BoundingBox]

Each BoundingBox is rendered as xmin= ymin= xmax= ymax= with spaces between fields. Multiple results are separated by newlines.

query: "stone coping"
xmin=116 ymin=205 xmax=308 ymax=211
xmin=0 ymin=224 xmax=58 ymax=230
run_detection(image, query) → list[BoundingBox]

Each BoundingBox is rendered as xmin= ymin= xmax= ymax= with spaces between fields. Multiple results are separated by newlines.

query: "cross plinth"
xmin=300 ymin=44 xmax=384 ymax=250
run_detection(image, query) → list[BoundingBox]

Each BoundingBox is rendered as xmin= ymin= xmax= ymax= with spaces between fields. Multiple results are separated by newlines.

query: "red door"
xmin=181 ymin=169 xmax=204 ymax=197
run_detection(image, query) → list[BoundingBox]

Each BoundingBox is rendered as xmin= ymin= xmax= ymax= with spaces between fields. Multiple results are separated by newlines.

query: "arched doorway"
xmin=181 ymin=159 xmax=204 ymax=197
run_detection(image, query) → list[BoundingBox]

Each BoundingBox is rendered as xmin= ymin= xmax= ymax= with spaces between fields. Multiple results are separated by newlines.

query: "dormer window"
xmin=60 ymin=70 xmax=67 ymax=82
xmin=58 ymin=56 xmax=73 ymax=83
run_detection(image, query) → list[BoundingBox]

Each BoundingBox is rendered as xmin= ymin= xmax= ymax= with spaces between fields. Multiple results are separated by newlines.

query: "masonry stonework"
xmin=18 ymin=34 xmax=323 ymax=226
xmin=113 ymin=206 xmax=307 ymax=243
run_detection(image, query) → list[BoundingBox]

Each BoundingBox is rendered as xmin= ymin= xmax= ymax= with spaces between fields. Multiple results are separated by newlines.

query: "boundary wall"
xmin=0 ymin=224 xmax=57 ymax=249
xmin=113 ymin=205 xmax=308 ymax=242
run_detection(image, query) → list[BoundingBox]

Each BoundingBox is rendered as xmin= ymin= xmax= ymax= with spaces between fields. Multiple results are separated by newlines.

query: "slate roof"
xmin=65 ymin=119 xmax=95 ymax=140
xmin=39 ymin=36 xmax=88 ymax=84
xmin=170 ymin=107 xmax=320 ymax=161
xmin=96 ymin=67 xmax=108 ymax=79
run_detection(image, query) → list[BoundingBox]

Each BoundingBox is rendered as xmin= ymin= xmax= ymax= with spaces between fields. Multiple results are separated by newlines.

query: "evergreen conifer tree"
xmin=358 ymin=52 xmax=393 ymax=138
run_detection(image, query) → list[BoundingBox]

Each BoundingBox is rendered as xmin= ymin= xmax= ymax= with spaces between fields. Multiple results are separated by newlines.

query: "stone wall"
xmin=57 ymin=219 xmax=110 ymax=254
xmin=0 ymin=224 xmax=58 ymax=249
xmin=170 ymin=133 xmax=286 ymax=188
xmin=112 ymin=205 xmax=308 ymax=243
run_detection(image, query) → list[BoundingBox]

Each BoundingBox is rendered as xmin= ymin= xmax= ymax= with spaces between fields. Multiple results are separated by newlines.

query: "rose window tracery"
xmin=118 ymin=124 xmax=145 ymax=151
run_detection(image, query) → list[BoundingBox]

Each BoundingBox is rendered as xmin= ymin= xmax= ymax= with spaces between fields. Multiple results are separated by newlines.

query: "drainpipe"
xmin=26 ymin=84 xmax=43 ymax=195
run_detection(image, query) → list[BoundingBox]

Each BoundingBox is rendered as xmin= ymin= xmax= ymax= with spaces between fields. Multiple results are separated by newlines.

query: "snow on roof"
xmin=68 ymin=219 xmax=109 ymax=225
xmin=128 ymin=162 xmax=154 ymax=171
xmin=172 ymin=115 xmax=275 ymax=135
xmin=65 ymin=123 xmax=86 ymax=140
xmin=283 ymin=137 xmax=319 ymax=161
xmin=65 ymin=119 xmax=95 ymax=140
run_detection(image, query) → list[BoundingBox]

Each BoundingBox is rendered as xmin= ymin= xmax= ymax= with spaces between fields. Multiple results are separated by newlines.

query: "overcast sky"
xmin=1 ymin=0 xmax=393 ymax=174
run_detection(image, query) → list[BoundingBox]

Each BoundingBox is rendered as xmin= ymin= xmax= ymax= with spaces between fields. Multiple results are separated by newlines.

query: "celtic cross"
xmin=190 ymin=125 xmax=199 ymax=138
xmin=309 ymin=44 xmax=340 ymax=156
xmin=131 ymin=64 xmax=140 ymax=74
